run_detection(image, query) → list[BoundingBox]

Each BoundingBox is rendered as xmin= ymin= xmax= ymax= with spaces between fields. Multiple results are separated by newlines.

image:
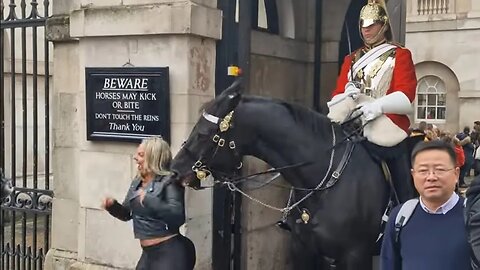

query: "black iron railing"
xmin=1 ymin=0 xmax=52 ymax=269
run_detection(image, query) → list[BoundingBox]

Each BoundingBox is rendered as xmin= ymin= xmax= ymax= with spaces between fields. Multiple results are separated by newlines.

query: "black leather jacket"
xmin=106 ymin=175 xmax=185 ymax=240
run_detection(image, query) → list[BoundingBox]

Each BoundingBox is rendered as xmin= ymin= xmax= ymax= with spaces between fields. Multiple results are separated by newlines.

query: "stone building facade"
xmin=406 ymin=0 xmax=480 ymax=132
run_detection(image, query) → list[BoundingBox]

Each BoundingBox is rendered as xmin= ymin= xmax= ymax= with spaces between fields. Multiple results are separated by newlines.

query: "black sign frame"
xmin=85 ymin=67 xmax=170 ymax=143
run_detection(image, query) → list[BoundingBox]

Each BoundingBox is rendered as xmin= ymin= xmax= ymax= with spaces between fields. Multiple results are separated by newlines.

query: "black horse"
xmin=170 ymin=81 xmax=412 ymax=269
xmin=0 ymin=168 xmax=13 ymax=201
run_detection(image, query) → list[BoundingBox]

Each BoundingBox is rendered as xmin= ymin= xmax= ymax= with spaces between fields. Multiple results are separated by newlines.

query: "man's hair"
xmin=140 ymin=136 xmax=172 ymax=176
xmin=474 ymin=121 xmax=480 ymax=125
xmin=418 ymin=121 xmax=427 ymax=131
xmin=464 ymin=126 xmax=471 ymax=134
xmin=411 ymin=140 xmax=457 ymax=167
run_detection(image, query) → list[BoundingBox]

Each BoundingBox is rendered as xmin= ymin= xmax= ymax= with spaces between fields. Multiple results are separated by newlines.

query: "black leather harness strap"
xmin=325 ymin=141 xmax=355 ymax=189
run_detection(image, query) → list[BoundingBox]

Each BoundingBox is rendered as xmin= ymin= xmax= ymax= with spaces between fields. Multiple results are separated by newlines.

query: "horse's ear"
xmin=222 ymin=78 xmax=243 ymax=111
xmin=222 ymin=78 xmax=243 ymax=97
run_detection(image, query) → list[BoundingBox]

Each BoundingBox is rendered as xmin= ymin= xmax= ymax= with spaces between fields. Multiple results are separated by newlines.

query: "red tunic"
xmin=331 ymin=47 xmax=417 ymax=133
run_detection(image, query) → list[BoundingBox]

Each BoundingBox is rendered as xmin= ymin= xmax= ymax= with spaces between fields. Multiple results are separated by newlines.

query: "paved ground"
xmin=1 ymin=213 xmax=49 ymax=260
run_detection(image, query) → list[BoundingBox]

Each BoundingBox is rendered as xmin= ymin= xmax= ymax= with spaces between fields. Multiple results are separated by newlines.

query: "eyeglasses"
xmin=413 ymin=168 xmax=455 ymax=177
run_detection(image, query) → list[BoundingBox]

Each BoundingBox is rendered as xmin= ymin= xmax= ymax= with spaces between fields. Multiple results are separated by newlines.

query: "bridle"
xmin=183 ymin=110 xmax=244 ymax=182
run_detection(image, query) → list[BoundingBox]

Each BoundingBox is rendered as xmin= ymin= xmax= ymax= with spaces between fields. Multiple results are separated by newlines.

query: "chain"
xmin=225 ymin=125 xmax=337 ymax=214
xmin=282 ymin=187 xmax=295 ymax=221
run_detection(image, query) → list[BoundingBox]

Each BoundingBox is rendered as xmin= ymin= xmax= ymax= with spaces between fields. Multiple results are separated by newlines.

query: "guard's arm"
xmin=391 ymin=48 xmax=417 ymax=102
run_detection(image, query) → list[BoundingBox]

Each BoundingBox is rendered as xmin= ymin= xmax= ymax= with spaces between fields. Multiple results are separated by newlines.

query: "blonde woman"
xmin=102 ymin=136 xmax=195 ymax=270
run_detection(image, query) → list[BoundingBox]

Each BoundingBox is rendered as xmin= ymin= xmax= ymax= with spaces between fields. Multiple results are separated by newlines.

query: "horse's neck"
xmin=237 ymin=99 xmax=338 ymax=187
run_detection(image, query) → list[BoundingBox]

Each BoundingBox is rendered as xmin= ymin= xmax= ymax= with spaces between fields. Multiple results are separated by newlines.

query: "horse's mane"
xmin=199 ymin=94 xmax=336 ymax=137
xmin=276 ymin=100 xmax=335 ymax=136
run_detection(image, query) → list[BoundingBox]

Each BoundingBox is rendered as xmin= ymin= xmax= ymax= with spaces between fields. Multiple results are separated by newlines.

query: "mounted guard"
xmin=327 ymin=0 xmax=417 ymax=203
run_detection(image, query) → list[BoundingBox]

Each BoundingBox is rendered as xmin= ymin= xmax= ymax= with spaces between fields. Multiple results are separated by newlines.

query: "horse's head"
xmin=172 ymin=79 xmax=245 ymax=189
xmin=0 ymin=168 xmax=13 ymax=201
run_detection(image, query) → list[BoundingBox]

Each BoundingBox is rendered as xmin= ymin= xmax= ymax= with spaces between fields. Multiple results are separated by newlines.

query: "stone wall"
xmin=45 ymin=1 xmax=220 ymax=269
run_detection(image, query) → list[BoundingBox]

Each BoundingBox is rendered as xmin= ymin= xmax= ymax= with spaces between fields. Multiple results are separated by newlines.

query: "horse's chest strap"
xmin=325 ymin=142 xmax=355 ymax=188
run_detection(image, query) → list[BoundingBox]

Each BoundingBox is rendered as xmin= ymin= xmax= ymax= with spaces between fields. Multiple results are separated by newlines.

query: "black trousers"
xmin=362 ymin=139 xmax=416 ymax=203
xmin=136 ymin=235 xmax=196 ymax=270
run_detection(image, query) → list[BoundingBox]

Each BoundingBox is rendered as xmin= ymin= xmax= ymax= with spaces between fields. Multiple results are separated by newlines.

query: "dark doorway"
xmin=338 ymin=0 xmax=367 ymax=71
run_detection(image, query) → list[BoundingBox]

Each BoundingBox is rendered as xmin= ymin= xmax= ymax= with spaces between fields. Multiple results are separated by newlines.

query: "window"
xmin=416 ymin=76 xmax=446 ymax=122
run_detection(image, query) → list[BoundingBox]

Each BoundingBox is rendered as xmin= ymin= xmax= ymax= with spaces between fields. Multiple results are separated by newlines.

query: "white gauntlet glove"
xmin=344 ymin=82 xmax=361 ymax=100
xmin=358 ymin=101 xmax=383 ymax=121
xmin=327 ymin=82 xmax=361 ymax=108
xmin=357 ymin=91 xmax=413 ymax=122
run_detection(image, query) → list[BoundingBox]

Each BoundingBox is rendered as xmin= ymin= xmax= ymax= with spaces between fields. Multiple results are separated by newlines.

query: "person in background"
xmin=418 ymin=121 xmax=427 ymax=133
xmin=102 ymin=136 xmax=196 ymax=270
xmin=440 ymin=132 xmax=465 ymax=169
xmin=441 ymin=132 xmax=465 ymax=192
xmin=425 ymin=129 xmax=438 ymax=141
xmin=472 ymin=121 xmax=480 ymax=176
xmin=457 ymin=126 xmax=475 ymax=187
xmin=380 ymin=140 xmax=471 ymax=270
xmin=410 ymin=122 xmax=426 ymax=138
xmin=475 ymin=141 xmax=480 ymax=177
xmin=472 ymin=121 xmax=480 ymax=148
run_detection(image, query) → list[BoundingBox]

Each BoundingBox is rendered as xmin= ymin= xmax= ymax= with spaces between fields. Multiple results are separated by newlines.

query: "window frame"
xmin=415 ymin=75 xmax=447 ymax=124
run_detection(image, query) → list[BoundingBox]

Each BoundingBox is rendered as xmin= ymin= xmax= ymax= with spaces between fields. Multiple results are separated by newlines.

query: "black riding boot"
xmin=362 ymin=140 xmax=416 ymax=203
xmin=386 ymin=153 xmax=416 ymax=203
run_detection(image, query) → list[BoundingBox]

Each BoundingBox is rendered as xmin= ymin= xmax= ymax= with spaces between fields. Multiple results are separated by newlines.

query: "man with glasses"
xmin=380 ymin=140 xmax=471 ymax=270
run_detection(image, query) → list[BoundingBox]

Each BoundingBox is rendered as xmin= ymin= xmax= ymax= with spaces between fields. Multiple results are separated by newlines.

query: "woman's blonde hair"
xmin=140 ymin=136 xmax=172 ymax=176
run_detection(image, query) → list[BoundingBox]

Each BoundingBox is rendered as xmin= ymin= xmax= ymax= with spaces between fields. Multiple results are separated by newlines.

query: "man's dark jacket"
xmin=466 ymin=175 xmax=480 ymax=269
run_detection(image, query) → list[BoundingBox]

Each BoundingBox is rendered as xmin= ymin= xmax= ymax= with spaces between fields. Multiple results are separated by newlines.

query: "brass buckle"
xmin=218 ymin=139 xmax=225 ymax=147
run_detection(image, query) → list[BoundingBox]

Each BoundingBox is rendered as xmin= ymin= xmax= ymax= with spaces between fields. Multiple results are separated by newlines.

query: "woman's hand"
xmin=101 ymin=197 xmax=115 ymax=210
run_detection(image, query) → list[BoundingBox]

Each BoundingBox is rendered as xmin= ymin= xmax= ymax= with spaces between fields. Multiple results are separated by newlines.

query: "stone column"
xmin=45 ymin=1 xmax=221 ymax=269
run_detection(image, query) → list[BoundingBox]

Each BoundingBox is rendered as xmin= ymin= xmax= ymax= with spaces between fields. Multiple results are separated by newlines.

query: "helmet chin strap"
xmin=362 ymin=23 xmax=388 ymax=49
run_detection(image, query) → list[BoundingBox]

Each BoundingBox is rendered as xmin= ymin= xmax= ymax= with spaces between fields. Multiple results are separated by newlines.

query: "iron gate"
xmin=0 ymin=0 xmax=52 ymax=269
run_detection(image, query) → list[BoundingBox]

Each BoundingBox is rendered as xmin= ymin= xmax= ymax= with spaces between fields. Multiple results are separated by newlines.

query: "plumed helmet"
xmin=359 ymin=0 xmax=393 ymax=42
